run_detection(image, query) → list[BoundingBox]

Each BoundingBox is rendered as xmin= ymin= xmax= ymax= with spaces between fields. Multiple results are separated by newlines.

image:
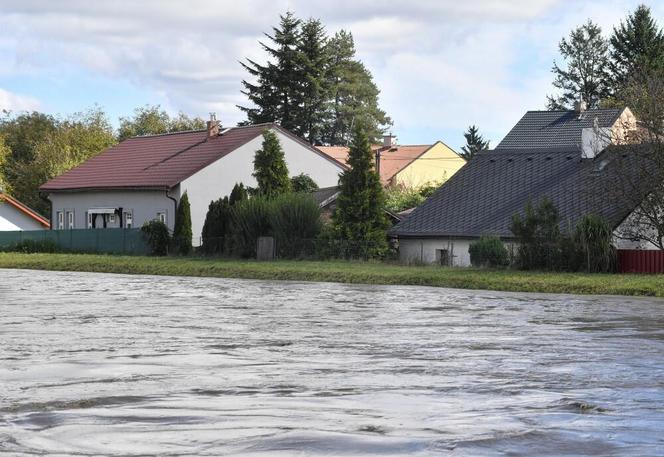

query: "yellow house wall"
xmin=394 ymin=142 xmax=466 ymax=188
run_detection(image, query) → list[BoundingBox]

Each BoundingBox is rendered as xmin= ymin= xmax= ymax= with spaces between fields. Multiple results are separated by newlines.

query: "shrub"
xmin=469 ymin=236 xmax=509 ymax=268
xmin=229 ymin=183 xmax=248 ymax=205
xmin=201 ymin=197 xmax=231 ymax=255
xmin=384 ymin=185 xmax=425 ymax=213
xmin=2 ymin=239 xmax=59 ymax=253
xmin=270 ymin=193 xmax=322 ymax=258
xmin=173 ymin=192 xmax=192 ymax=255
xmin=510 ymin=197 xmax=562 ymax=270
xmin=575 ymin=214 xmax=615 ymax=273
xmin=290 ymin=173 xmax=319 ymax=193
xmin=141 ymin=220 xmax=170 ymax=256
xmin=228 ymin=196 xmax=273 ymax=258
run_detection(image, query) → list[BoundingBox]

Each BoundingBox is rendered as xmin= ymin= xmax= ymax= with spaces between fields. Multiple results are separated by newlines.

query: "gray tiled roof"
xmin=390 ymin=145 xmax=640 ymax=238
xmin=311 ymin=186 xmax=340 ymax=207
xmin=496 ymin=109 xmax=624 ymax=150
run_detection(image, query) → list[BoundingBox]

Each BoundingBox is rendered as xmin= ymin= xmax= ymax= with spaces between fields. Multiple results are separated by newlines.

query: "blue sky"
xmin=0 ymin=0 xmax=661 ymax=150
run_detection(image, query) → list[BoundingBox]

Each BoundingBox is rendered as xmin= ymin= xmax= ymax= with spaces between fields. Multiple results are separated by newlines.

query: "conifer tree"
xmin=201 ymin=196 xmax=230 ymax=254
xmin=239 ymin=12 xmax=301 ymax=130
xmin=460 ymin=125 xmax=490 ymax=160
xmin=610 ymin=5 xmax=664 ymax=93
xmin=253 ymin=130 xmax=291 ymax=197
xmin=229 ymin=182 xmax=248 ymax=205
xmin=547 ymin=20 xmax=611 ymax=110
xmin=173 ymin=192 xmax=192 ymax=255
xmin=296 ymin=18 xmax=331 ymax=144
xmin=332 ymin=123 xmax=388 ymax=257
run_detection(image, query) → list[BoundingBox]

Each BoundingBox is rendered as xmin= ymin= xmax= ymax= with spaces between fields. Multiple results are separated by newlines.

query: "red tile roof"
xmin=0 ymin=193 xmax=50 ymax=228
xmin=41 ymin=123 xmax=340 ymax=192
xmin=317 ymin=144 xmax=433 ymax=184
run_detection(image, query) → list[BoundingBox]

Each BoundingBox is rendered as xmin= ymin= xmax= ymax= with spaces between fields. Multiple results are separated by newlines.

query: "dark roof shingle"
xmin=496 ymin=109 xmax=624 ymax=150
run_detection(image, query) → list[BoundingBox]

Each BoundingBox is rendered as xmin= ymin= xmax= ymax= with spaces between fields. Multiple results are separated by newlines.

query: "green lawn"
xmin=0 ymin=252 xmax=663 ymax=297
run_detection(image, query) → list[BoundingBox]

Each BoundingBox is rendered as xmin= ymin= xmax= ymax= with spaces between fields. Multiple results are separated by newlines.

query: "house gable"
xmin=393 ymin=141 xmax=466 ymax=188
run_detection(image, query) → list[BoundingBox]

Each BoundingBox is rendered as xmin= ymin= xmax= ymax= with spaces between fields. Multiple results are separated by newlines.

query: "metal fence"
xmin=618 ymin=249 xmax=664 ymax=274
xmin=0 ymin=229 xmax=151 ymax=255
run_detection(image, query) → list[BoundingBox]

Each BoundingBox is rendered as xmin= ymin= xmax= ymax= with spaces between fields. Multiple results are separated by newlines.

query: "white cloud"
xmin=0 ymin=88 xmax=40 ymax=112
xmin=0 ymin=0 xmax=660 ymax=146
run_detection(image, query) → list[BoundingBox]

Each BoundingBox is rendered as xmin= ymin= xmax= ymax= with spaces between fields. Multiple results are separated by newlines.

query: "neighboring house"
xmin=391 ymin=105 xmax=641 ymax=266
xmin=0 ymin=191 xmax=50 ymax=231
xmin=317 ymin=135 xmax=466 ymax=188
xmin=41 ymin=120 xmax=345 ymax=243
xmin=311 ymin=186 xmax=401 ymax=225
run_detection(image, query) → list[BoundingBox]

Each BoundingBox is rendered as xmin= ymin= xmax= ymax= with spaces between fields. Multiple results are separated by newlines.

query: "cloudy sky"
xmin=0 ymin=0 xmax=660 ymax=149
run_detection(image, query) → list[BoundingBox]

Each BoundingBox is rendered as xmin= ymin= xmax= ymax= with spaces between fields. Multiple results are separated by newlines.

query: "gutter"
xmin=166 ymin=188 xmax=178 ymax=230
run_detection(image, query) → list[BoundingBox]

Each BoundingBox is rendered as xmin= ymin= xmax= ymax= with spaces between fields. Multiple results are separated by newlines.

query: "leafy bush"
xmin=469 ymin=236 xmax=509 ymax=268
xmin=172 ymin=192 xmax=192 ymax=255
xmin=384 ymin=185 xmax=425 ymax=213
xmin=574 ymin=214 xmax=615 ymax=273
xmin=270 ymin=193 xmax=322 ymax=258
xmin=290 ymin=173 xmax=319 ymax=193
xmin=141 ymin=220 xmax=170 ymax=256
xmin=2 ymin=239 xmax=59 ymax=253
xmin=418 ymin=181 xmax=441 ymax=198
xmin=228 ymin=196 xmax=273 ymax=258
xmin=201 ymin=197 xmax=231 ymax=255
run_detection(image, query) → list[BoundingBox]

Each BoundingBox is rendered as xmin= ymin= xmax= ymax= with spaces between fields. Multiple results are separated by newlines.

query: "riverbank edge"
xmin=1 ymin=252 xmax=663 ymax=297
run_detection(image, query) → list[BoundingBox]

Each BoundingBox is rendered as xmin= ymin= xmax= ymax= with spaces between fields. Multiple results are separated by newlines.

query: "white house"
xmin=0 ymin=191 xmax=50 ymax=231
xmin=391 ymin=106 xmax=643 ymax=266
xmin=40 ymin=119 xmax=345 ymax=243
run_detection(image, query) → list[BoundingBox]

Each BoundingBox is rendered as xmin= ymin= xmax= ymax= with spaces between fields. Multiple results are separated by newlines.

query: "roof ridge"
xmin=133 ymin=128 xmax=206 ymax=139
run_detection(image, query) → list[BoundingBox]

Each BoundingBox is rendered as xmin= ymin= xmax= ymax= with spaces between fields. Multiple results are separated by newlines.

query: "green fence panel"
xmin=0 ymin=228 xmax=151 ymax=255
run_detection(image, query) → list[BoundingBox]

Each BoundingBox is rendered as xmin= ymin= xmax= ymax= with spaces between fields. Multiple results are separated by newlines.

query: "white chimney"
xmin=574 ymin=100 xmax=587 ymax=116
xmin=383 ymin=133 xmax=397 ymax=148
xmin=581 ymin=118 xmax=611 ymax=159
xmin=207 ymin=112 xmax=220 ymax=138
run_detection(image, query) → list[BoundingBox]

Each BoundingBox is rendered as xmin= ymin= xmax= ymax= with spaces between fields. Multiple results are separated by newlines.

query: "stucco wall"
xmin=394 ymin=142 xmax=466 ymax=188
xmin=0 ymin=202 xmax=45 ymax=231
xmin=49 ymin=190 xmax=177 ymax=231
xmin=181 ymin=128 xmax=343 ymax=241
xmin=399 ymin=237 xmax=473 ymax=267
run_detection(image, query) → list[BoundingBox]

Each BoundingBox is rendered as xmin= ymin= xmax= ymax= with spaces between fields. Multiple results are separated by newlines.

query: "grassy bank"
xmin=1 ymin=252 xmax=663 ymax=297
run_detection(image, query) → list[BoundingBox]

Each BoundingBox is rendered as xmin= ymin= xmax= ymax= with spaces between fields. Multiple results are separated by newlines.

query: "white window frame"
xmin=156 ymin=211 xmax=166 ymax=225
xmin=67 ymin=211 xmax=75 ymax=230
xmin=109 ymin=213 xmax=116 ymax=224
xmin=124 ymin=211 xmax=133 ymax=229
xmin=57 ymin=211 xmax=64 ymax=230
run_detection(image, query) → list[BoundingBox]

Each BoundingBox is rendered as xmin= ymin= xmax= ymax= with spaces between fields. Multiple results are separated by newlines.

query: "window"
xmin=57 ymin=211 xmax=64 ymax=230
xmin=67 ymin=211 xmax=75 ymax=230
xmin=157 ymin=212 xmax=166 ymax=224
xmin=86 ymin=212 xmax=92 ymax=229
xmin=124 ymin=211 xmax=133 ymax=229
xmin=109 ymin=213 xmax=116 ymax=224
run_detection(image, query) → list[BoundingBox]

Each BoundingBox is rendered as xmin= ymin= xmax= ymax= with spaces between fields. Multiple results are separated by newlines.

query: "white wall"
xmin=399 ymin=238 xmax=473 ymax=266
xmin=181 ymin=128 xmax=344 ymax=241
xmin=49 ymin=190 xmax=177 ymax=231
xmin=0 ymin=202 xmax=45 ymax=231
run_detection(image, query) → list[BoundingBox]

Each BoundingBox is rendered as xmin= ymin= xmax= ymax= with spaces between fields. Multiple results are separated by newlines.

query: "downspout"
xmin=166 ymin=188 xmax=177 ymax=231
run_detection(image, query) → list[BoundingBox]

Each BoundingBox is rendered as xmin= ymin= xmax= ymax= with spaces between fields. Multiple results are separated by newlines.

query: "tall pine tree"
xmin=332 ymin=123 xmax=388 ymax=257
xmin=253 ymin=129 xmax=291 ymax=197
xmin=460 ymin=125 xmax=490 ymax=160
xmin=610 ymin=5 xmax=664 ymax=94
xmin=322 ymin=30 xmax=391 ymax=145
xmin=239 ymin=12 xmax=301 ymax=131
xmin=547 ymin=20 xmax=611 ymax=110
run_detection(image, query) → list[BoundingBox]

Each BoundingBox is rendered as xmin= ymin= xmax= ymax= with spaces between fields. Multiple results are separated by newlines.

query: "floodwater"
xmin=0 ymin=270 xmax=663 ymax=456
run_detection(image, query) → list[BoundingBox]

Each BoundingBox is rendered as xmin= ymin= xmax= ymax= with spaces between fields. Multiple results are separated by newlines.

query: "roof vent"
xmin=207 ymin=112 xmax=220 ymax=138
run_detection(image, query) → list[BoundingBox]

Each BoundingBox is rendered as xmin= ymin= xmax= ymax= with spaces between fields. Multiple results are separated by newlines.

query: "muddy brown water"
xmin=1 ymin=269 xmax=663 ymax=456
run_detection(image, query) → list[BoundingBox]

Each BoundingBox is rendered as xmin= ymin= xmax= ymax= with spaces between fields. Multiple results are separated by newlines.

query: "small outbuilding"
xmin=0 ymin=191 xmax=50 ymax=231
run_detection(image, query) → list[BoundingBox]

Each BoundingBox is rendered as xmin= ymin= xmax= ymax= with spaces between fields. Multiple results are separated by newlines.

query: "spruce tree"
xmin=610 ymin=5 xmax=664 ymax=94
xmin=296 ymin=18 xmax=331 ymax=144
xmin=547 ymin=20 xmax=611 ymax=110
xmin=253 ymin=130 xmax=291 ymax=197
xmin=460 ymin=125 xmax=490 ymax=160
xmin=332 ymin=123 xmax=388 ymax=257
xmin=239 ymin=12 xmax=301 ymax=130
xmin=173 ymin=192 xmax=193 ymax=255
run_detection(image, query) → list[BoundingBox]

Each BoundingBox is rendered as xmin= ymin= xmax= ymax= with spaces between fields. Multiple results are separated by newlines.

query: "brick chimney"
xmin=207 ymin=113 xmax=220 ymax=138
xmin=383 ymin=133 xmax=397 ymax=148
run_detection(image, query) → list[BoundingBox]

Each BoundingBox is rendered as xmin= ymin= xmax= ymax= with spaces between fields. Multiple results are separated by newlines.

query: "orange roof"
xmin=0 ymin=193 xmax=51 ymax=228
xmin=317 ymin=144 xmax=432 ymax=184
